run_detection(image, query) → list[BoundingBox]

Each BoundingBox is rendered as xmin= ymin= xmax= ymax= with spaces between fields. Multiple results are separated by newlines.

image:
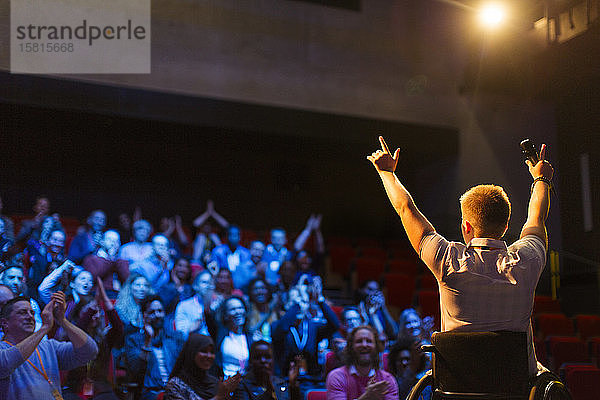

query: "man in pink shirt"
xmin=326 ymin=325 xmax=398 ymax=400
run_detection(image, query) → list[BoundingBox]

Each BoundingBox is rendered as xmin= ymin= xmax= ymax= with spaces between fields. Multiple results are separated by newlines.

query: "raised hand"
xmin=525 ymin=143 xmax=554 ymax=180
xmin=51 ymin=291 xmax=67 ymax=324
xmin=216 ymin=372 xmax=242 ymax=400
xmin=41 ymin=299 xmax=55 ymax=330
xmin=143 ymin=323 xmax=154 ymax=346
xmin=288 ymin=355 xmax=302 ymax=385
xmin=96 ymin=277 xmax=113 ymax=310
xmin=206 ymin=200 xmax=215 ymax=215
xmin=367 ymin=136 xmax=401 ymax=173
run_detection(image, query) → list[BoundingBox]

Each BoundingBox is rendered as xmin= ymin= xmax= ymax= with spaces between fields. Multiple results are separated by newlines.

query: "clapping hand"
xmin=216 ymin=372 xmax=242 ymax=400
xmin=51 ymin=291 xmax=67 ymax=325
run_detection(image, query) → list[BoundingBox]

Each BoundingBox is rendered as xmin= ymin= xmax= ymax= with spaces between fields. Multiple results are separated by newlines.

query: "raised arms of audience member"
xmin=193 ymin=200 xmax=229 ymax=229
xmin=520 ymin=144 xmax=553 ymax=248
xmin=38 ymin=260 xmax=75 ymax=304
xmin=293 ymin=214 xmax=325 ymax=254
xmin=367 ymin=136 xmax=435 ymax=253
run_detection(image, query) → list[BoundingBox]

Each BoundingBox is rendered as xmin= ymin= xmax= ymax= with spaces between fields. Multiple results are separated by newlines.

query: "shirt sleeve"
xmin=419 ymin=232 xmax=450 ymax=280
xmin=383 ymin=372 xmax=399 ymax=400
xmin=0 ymin=345 xmax=25 ymax=379
xmin=508 ymin=235 xmax=547 ymax=281
xmin=326 ymin=368 xmax=349 ymax=400
xmin=51 ymin=336 xmax=98 ymax=371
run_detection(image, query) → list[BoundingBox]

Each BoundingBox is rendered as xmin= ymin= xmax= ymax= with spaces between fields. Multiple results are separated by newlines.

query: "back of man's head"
xmin=459 ymin=184 xmax=511 ymax=239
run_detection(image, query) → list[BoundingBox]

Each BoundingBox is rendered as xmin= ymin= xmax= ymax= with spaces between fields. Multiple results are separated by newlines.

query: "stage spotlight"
xmin=478 ymin=3 xmax=506 ymax=29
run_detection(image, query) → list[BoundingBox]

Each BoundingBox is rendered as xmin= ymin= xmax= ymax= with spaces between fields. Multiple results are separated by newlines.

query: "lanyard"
xmin=290 ymin=319 xmax=309 ymax=352
xmin=3 ymin=340 xmax=54 ymax=386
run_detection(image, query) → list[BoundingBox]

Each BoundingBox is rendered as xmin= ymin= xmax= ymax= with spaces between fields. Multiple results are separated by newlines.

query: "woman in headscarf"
xmin=165 ymin=333 xmax=241 ymax=400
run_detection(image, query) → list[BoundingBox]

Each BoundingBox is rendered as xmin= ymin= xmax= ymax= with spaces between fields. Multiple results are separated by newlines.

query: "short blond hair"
xmin=459 ymin=184 xmax=511 ymax=239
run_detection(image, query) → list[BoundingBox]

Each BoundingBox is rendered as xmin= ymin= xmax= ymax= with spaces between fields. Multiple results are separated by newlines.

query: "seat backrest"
xmin=306 ymin=389 xmax=328 ymax=400
xmin=431 ymin=331 xmax=529 ymax=396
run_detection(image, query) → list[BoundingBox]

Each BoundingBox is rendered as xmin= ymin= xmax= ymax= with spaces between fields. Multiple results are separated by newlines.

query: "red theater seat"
xmin=547 ymin=336 xmax=589 ymax=372
xmin=575 ymin=314 xmax=600 ymax=341
xmin=535 ymin=314 xmax=575 ymax=340
xmin=306 ymin=390 xmax=327 ymax=400
xmin=533 ymin=295 xmax=562 ymax=314
xmin=383 ymin=273 xmax=415 ymax=310
xmin=329 ymin=245 xmax=355 ymax=275
xmin=561 ymin=364 xmax=600 ymax=400
xmin=355 ymin=257 xmax=386 ymax=285
xmin=387 ymin=258 xmax=418 ymax=275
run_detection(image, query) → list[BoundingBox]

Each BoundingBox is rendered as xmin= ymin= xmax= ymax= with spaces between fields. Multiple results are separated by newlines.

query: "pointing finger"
xmin=539 ymin=143 xmax=546 ymax=161
xmin=379 ymin=136 xmax=391 ymax=154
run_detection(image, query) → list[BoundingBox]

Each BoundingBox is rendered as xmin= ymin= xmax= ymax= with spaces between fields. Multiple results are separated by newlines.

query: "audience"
xmin=0 ymin=291 xmax=98 ymax=400
xmin=124 ymin=295 xmax=184 ymax=400
xmin=60 ymin=278 xmax=124 ymax=400
xmin=211 ymin=225 xmax=252 ymax=290
xmin=159 ymin=215 xmax=190 ymax=259
xmin=214 ymin=267 xmax=244 ymax=303
xmin=118 ymin=219 xmax=153 ymax=266
xmin=326 ymin=325 xmax=398 ymax=400
xmin=207 ymin=295 xmax=252 ymax=378
xmin=357 ymin=280 xmax=398 ymax=342
xmin=1 ymin=264 xmax=43 ymax=330
xmin=246 ymin=277 xmax=278 ymax=342
xmin=271 ymin=275 xmax=339 ymax=396
xmin=24 ymin=227 xmax=66 ymax=304
xmin=159 ymin=257 xmax=194 ymax=316
xmin=237 ymin=340 xmax=300 ymax=400
xmin=388 ymin=338 xmax=431 ymax=400
xmin=68 ymin=210 xmax=107 ymax=264
xmin=15 ymin=196 xmax=51 ymax=243
xmin=262 ymin=228 xmax=292 ymax=286
xmin=0 ymin=201 xmax=459 ymax=400
xmin=165 ymin=333 xmax=241 ymax=400
xmin=0 ymin=196 xmax=15 ymax=243
xmin=192 ymin=200 xmax=227 ymax=265
xmin=174 ymin=270 xmax=215 ymax=339
xmin=130 ymin=234 xmax=173 ymax=291
xmin=82 ymin=229 xmax=129 ymax=299
xmin=115 ymin=273 xmax=153 ymax=333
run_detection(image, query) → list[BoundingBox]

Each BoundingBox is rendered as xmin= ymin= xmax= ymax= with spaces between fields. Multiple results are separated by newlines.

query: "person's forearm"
xmin=378 ymin=171 xmax=435 ymax=252
xmin=382 ymin=305 xmax=398 ymax=338
xmin=12 ymin=325 xmax=50 ymax=360
xmin=38 ymin=265 xmax=65 ymax=304
xmin=520 ymin=180 xmax=550 ymax=246
xmin=526 ymin=181 xmax=550 ymax=226
xmin=59 ymin=318 xmax=91 ymax=349
xmin=211 ymin=210 xmax=228 ymax=228
xmin=294 ymin=228 xmax=311 ymax=252
xmin=174 ymin=224 xmax=189 ymax=245
xmin=193 ymin=212 xmax=210 ymax=228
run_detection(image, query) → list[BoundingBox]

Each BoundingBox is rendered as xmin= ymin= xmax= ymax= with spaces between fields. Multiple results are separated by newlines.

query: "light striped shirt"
xmin=419 ymin=234 xmax=547 ymax=375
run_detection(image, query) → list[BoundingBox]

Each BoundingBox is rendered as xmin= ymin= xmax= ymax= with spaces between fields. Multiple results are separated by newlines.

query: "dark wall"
xmin=0 ymin=77 xmax=458 ymax=238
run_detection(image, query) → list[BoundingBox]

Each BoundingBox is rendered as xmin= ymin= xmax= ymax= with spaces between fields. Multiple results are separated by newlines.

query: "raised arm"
xmin=367 ymin=136 xmax=435 ymax=253
xmin=520 ymin=143 xmax=553 ymax=247
xmin=52 ymin=291 xmax=95 ymax=350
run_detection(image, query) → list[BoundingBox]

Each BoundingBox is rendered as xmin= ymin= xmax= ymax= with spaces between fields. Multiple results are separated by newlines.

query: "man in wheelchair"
xmin=368 ymin=138 xmax=568 ymax=399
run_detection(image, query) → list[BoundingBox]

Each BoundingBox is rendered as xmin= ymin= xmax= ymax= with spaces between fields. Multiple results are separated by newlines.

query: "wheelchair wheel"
xmin=406 ymin=370 xmax=433 ymax=400
xmin=529 ymin=377 xmax=572 ymax=400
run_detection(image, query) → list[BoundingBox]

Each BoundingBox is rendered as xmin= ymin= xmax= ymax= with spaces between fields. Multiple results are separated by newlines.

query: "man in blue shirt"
xmin=0 ymin=291 xmax=98 ymax=400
